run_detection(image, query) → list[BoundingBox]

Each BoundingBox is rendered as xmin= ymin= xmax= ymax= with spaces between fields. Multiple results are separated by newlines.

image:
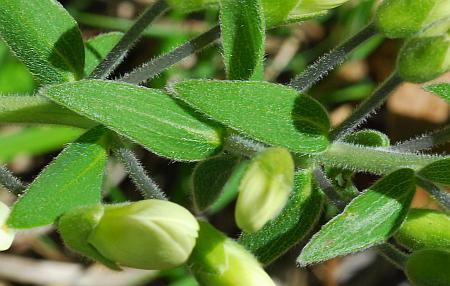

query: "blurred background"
xmin=0 ymin=0 xmax=449 ymax=285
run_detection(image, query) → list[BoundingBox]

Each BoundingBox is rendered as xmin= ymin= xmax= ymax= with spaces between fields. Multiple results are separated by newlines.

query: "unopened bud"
xmin=395 ymin=208 xmax=450 ymax=251
xmin=235 ymin=147 xmax=295 ymax=233
xmin=0 ymin=201 xmax=14 ymax=251
xmin=406 ymin=249 xmax=450 ymax=286
xmin=190 ymin=221 xmax=276 ymax=286
xmin=397 ymin=21 xmax=450 ymax=83
xmin=376 ymin=0 xmax=450 ymax=38
xmin=59 ymin=200 xmax=199 ymax=270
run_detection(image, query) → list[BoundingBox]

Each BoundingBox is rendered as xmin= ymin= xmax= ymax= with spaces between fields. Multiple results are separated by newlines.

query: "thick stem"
xmin=416 ymin=176 xmax=450 ymax=210
xmin=312 ymin=142 xmax=443 ymax=175
xmin=0 ymin=166 xmax=25 ymax=195
xmin=391 ymin=125 xmax=450 ymax=152
xmin=377 ymin=243 xmax=408 ymax=270
xmin=120 ymin=25 xmax=221 ymax=84
xmin=113 ymin=147 xmax=166 ymax=200
xmin=331 ymin=72 xmax=403 ymax=140
xmin=289 ymin=22 xmax=378 ymax=92
xmin=0 ymin=96 xmax=95 ymax=129
xmin=89 ymin=0 xmax=169 ymax=79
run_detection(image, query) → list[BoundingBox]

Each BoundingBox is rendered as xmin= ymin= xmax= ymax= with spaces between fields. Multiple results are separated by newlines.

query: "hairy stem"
xmin=391 ymin=125 xmax=450 ymax=152
xmin=312 ymin=142 xmax=443 ymax=175
xmin=0 ymin=166 xmax=26 ymax=195
xmin=312 ymin=168 xmax=347 ymax=210
xmin=377 ymin=243 xmax=408 ymax=270
xmin=289 ymin=22 xmax=378 ymax=92
xmin=331 ymin=72 xmax=403 ymax=140
xmin=89 ymin=0 xmax=169 ymax=79
xmin=0 ymin=96 xmax=94 ymax=129
xmin=416 ymin=176 xmax=450 ymax=210
xmin=120 ymin=25 xmax=221 ymax=84
xmin=223 ymin=133 xmax=265 ymax=158
xmin=114 ymin=147 xmax=166 ymax=200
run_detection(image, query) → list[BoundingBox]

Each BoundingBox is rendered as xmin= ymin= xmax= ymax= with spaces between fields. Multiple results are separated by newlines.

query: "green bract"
xmin=189 ymin=221 xmax=276 ymax=286
xmin=0 ymin=201 xmax=14 ymax=251
xmin=235 ymin=147 xmax=295 ymax=233
xmin=395 ymin=209 xmax=450 ymax=251
xmin=375 ymin=0 xmax=450 ymax=38
xmin=59 ymin=200 xmax=199 ymax=270
xmin=406 ymin=249 xmax=450 ymax=286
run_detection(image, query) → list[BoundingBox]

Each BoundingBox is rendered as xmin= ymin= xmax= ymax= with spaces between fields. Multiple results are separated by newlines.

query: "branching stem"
xmin=89 ymin=0 xmax=169 ymax=79
xmin=392 ymin=125 xmax=450 ymax=152
xmin=0 ymin=166 xmax=26 ymax=196
xmin=120 ymin=25 xmax=221 ymax=84
xmin=331 ymin=72 xmax=403 ymax=140
xmin=289 ymin=22 xmax=378 ymax=92
xmin=312 ymin=167 xmax=347 ymax=210
xmin=416 ymin=176 xmax=450 ymax=210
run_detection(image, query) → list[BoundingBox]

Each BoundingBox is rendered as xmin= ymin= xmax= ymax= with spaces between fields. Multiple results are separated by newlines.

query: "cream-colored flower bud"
xmin=0 ymin=201 xmax=14 ymax=251
xmin=235 ymin=147 xmax=295 ymax=233
xmin=190 ymin=221 xmax=276 ymax=286
xmin=296 ymin=0 xmax=350 ymax=14
xmin=87 ymin=200 xmax=199 ymax=270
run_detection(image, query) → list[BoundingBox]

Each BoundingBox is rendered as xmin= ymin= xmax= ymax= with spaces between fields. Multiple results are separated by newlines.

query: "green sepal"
xmin=58 ymin=204 xmax=120 ymax=270
xmin=418 ymin=158 xmax=450 ymax=187
xmin=239 ymin=169 xmax=324 ymax=264
xmin=406 ymin=249 xmax=450 ymax=286
xmin=395 ymin=208 xmax=450 ymax=251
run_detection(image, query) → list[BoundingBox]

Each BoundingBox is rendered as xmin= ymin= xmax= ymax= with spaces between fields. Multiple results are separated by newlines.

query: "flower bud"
xmin=395 ymin=208 xmax=450 ymax=251
xmin=0 ymin=201 xmax=14 ymax=251
xmin=296 ymin=0 xmax=350 ymax=15
xmin=235 ymin=147 xmax=295 ymax=233
xmin=397 ymin=24 xmax=450 ymax=83
xmin=59 ymin=200 xmax=199 ymax=270
xmin=375 ymin=0 xmax=450 ymax=38
xmin=406 ymin=249 xmax=450 ymax=286
xmin=189 ymin=221 xmax=276 ymax=286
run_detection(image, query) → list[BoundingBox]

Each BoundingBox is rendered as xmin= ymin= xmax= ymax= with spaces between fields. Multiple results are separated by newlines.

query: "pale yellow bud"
xmin=235 ymin=148 xmax=295 ymax=233
xmin=0 ymin=201 xmax=14 ymax=251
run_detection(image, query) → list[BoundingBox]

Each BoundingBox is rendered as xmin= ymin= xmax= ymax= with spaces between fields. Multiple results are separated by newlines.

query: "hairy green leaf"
xmin=239 ymin=169 xmax=324 ymax=264
xmin=172 ymin=80 xmax=330 ymax=153
xmin=262 ymin=0 xmax=299 ymax=27
xmin=43 ymin=80 xmax=223 ymax=161
xmin=418 ymin=158 xmax=450 ymax=187
xmin=0 ymin=127 xmax=83 ymax=163
xmin=425 ymin=83 xmax=450 ymax=103
xmin=344 ymin=129 xmax=390 ymax=147
xmin=7 ymin=127 xmax=109 ymax=229
xmin=192 ymin=155 xmax=240 ymax=212
xmin=298 ymin=168 xmax=416 ymax=265
xmin=84 ymin=32 xmax=123 ymax=77
xmin=0 ymin=0 xmax=84 ymax=85
xmin=220 ymin=0 xmax=265 ymax=80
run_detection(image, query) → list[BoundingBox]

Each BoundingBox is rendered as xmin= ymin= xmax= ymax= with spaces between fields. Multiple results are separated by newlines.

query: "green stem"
xmin=120 ymin=25 xmax=221 ymax=84
xmin=416 ymin=176 xmax=450 ymax=210
xmin=392 ymin=125 xmax=450 ymax=152
xmin=312 ymin=142 xmax=443 ymax=175
xmin=289 ymin=22 xmax=378 ymax=92
xmin=377 ymin=243 xmax=408 ymax=270
xmin=331 ymin=72 xmax=404 ymax=140
xmin=0 ymin=96 xmax=95 ymax=129
xmin=223 ymin=133 xmax=265 ymax=158
xmin=0 ymin=166 xmax=25 ymax=195
xmin=89 ymin=0 xmax=169 ymax=79
xmin=312 ymin=168 xmax=347 ymax=210
xmin=113 ymin=147 xmax=166 ymax=200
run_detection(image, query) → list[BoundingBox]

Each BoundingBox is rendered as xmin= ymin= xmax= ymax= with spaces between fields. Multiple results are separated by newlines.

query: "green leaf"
xmin=42 ymin=80 xmax=223 ymax=161
xmin=418 ymin=158 xmax=450 ymax=187
xmin=0 ymin=0 xmax=85 ymax=85
xmin=0 ymin=127 xmax=83 ymax=163
xmin=406 ymin=249 xmax=450 ymax=286
xmin=0 ymin=96 xmax=95 ymax=129
xmin=192 ymin=155 xmax=240 ymax=212
xmin=343 ymin=129 xmax=390 ymax=147
xmin=7 ymin=127 xmax=109 ymax=229
xmin=84 ymin=32 xmax=123 ymax=77
xmin=239 ymin=169 xmax=324 ymax=264
xmin=261 ymin=0 xmax=298 ymax=27
xmin=425 ymin=83 xmax=450 ymax=103
xmin=219 ymin=0 xmax=265 ymax=80
xmin=172 ymin=80 xmax=330 ymax=153
xmin=298 ymin=168 xmax=416 ymax=265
